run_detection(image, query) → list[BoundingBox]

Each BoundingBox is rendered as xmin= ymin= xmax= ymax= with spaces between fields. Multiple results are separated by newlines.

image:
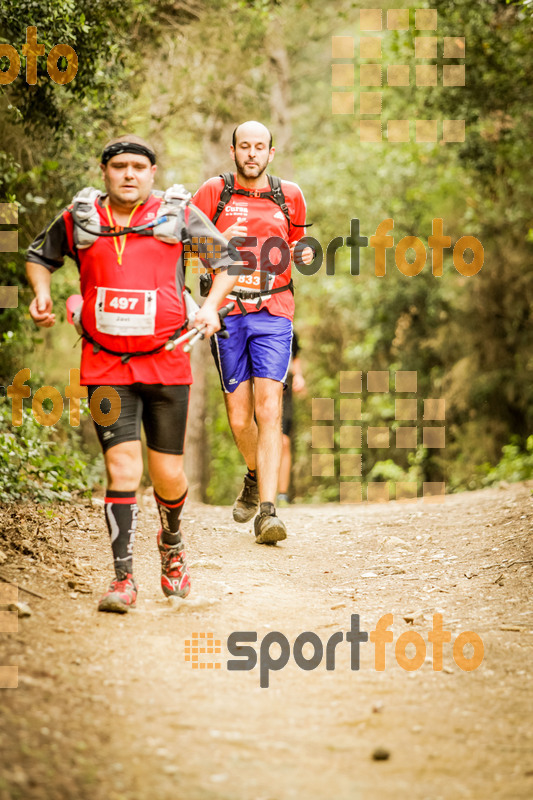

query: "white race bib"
xmin=95 ymin=287 xmax=157 ymax=336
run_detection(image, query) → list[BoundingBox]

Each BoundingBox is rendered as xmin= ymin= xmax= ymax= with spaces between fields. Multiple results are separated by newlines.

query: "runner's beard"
xmin=234 ymin=152 xmax=270 ymax=182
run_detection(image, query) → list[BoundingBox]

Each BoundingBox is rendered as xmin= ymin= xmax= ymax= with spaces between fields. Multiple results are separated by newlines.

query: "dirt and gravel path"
xmin=1 ymin=482 xmax=532 ymax=800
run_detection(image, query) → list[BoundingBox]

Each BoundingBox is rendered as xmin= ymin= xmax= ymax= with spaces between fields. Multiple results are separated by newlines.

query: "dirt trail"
xmin=1 ymin=483 xmax=532 ymax=800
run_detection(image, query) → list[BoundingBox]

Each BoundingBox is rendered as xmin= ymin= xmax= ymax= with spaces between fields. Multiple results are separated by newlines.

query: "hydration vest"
xmin=68 ymin=186 xmax=194 ymax=361
xmin=70 ymin=184 xmax=192 ymax=249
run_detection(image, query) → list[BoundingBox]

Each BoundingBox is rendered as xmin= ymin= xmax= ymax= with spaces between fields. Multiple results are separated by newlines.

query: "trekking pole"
xmin=164 ymin=326 xmax=201 ymax=352
xmin=183 ymin=302 xmax=234 ymax=353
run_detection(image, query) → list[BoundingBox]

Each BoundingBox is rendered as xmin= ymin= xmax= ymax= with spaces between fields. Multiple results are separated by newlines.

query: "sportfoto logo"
xmin=331 ymin=8 xmax=467 ymax=144
xmin=187 ymin=218 xmax=484 ymax=279
xmin=312 ymin=370 xmax=447 ymax=503
xmin=3 ymin=369 xmax=120 ymax=428
xmin=0 ymin=584 xmax=19 ymax=689
xmin=0 ymin=26 xmax=78 ymax=86
xmin=0 ymin=203 xmax=19 ymax=312
xmin=185 ymin=614 xmax=484 ymax=688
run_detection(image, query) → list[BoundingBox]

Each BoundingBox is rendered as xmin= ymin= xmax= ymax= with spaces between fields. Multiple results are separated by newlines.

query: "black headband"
xmin=101 ymin=142 xmax=157 ymax=166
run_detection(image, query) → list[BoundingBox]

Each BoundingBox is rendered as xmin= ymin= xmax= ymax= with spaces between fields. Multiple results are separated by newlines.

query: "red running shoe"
xmin=157 ymin=530 xmax=191 ymax=598
xmin=98 ymin=574 xmax=137 ymax=614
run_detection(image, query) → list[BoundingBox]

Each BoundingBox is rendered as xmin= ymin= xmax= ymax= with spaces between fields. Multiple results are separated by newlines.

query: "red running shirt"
xmin=192 ymin=175 xmax=307 ymax=320
xmin=27 ymin=194 xmax=229 ymax=385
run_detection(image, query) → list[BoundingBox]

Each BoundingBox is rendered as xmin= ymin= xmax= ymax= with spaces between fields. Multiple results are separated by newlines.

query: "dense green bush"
xmin=0 ymin=401 xmax=103 ymax=502
xmin=481 ymin=436 xmax=533 ymax=486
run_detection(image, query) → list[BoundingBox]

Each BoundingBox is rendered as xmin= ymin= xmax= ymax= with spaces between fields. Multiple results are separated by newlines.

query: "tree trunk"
xmin=185 ymin=31 xmax=293 ymax=499
xmin=266 ymin=28 xmax=293 ymax=179
xmin=183 ymin=115 xmax=232 ymax=501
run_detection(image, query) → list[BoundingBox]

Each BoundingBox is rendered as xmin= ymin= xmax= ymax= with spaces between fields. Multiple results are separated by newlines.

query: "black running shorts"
xmin=87 ymin=384 xmax=190 ymax=455
xmin=281 ymin=384 xmax=293 ymax=436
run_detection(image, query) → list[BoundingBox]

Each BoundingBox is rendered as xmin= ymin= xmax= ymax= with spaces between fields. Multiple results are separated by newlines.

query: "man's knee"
xmin=157 ymin=462 xmax=186 ymax=488
xmin=105 ymin=446 xmax=143 ymax=487
xmin=226 ymin=400 xmax=255 ymax=434
xmin=255 ymin=393 xmax=283 ymax=427
xmin=148 ymin=452 xmax=185 ymax=486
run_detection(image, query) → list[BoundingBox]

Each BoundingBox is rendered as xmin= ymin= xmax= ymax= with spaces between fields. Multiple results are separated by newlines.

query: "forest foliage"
xmin=0 ymin=0 xmax=532 ymax=502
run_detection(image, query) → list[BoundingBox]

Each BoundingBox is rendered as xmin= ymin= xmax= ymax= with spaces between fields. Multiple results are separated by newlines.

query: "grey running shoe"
xmin=233 ymin=474 xmax=260 ymax=522
xmin=254 ymin=502 xmax=287 ymax=545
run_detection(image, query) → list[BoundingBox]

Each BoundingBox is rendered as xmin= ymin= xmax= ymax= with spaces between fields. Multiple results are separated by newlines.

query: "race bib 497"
xmin=95 ymin=287 xmax=157 ymax=336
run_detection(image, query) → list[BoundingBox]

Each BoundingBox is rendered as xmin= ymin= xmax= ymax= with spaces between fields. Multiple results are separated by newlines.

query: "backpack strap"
xmin=267 ymin=175 xmax=291 ymax=229
xmin=230 ymin=279 xmax=294 ymax=315
xmin=211 ymin=172 xmax=235 ymax=225
xmin=211 ymin=172 xmax=294 ymax=230
xmin=78 ymin=317 xmax=188 ymax=364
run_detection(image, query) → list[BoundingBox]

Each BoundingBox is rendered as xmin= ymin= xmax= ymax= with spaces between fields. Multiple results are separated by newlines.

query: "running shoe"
xmin=98 ymin=574 xmax=137 ymax=613
xmin=254 ymin=502 xmax=287 ymax=545
xmin=157 ymin=530 xmax=191 ymax=598
xmin=233 ymin=474 xmax=260 ymax=523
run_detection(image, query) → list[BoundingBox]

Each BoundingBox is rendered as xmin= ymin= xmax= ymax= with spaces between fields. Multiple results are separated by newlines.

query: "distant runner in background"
xmin=277 ymin=331 xmax=305 ymax=506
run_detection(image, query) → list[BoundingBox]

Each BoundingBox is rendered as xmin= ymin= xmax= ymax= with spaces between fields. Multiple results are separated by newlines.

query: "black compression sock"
xmin=104 ymin=490 xmax=138 ymax=579
xmin=154 ymin=488 xmax=188 ymax=545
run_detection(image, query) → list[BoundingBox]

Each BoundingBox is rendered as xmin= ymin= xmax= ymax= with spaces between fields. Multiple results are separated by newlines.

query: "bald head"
xmin=232 ymin=121 xmax=272 ymax=151
xmin=231 ymin=121 xmax=275 ymax=187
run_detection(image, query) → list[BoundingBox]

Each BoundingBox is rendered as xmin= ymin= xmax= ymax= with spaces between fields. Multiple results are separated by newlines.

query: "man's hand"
xmin=26 ymin=262 xmax=55 ymax=327
xmin=292 ymin=373 xmax=306 ymax=394
xmin=193 ymin=301 xmax=221 ymax=339
xmin=291 ymin=355 xmax=306 ymax=395
xmin=222 ymin=217 xmax=248 ymax=248
xmin=29 ymin=293 xmax=56 ymax=327
xmin=291 ymin=241 xmax=314 ymax=266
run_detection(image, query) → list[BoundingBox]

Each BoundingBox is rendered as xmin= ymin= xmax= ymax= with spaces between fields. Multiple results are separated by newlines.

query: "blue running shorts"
xmin=211 ymin=309 xmax=293 ymax=392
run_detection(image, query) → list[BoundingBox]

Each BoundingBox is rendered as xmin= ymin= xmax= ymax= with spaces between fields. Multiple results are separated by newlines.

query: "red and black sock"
xmin=155 ymin=488 xmax=188 ymax=546
xmin=104 ymin=490 xmax=138 ymax=579
xmin=246 ymin=469 xmax=257 ymax=482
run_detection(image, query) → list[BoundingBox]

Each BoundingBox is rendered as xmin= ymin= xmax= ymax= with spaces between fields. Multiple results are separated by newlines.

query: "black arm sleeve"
xmin=26 ymin=209 xmax=78 ymax=272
